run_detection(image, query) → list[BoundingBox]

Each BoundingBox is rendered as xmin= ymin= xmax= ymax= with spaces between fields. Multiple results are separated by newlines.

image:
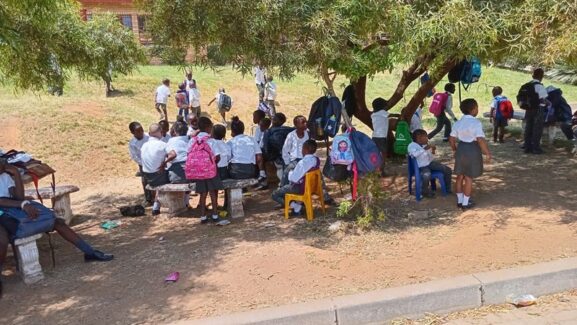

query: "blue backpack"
xmin=0 ymin=202 xmax=55 ymax=240
xmin=461 ymin=58 xmax=481 ymax=90
xmin=307 ymin=96 xmax=342 ymax=140
xmin=350 ymin=130 xmax=382 ymax=175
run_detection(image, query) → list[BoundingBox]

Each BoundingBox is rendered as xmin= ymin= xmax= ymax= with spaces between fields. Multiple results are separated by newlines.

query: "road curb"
xmin=173 ymin=257 xmax=577 ymax=325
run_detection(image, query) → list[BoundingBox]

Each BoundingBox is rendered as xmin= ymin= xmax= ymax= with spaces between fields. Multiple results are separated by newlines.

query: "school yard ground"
xmin=1 ymin=66 xmax=577 ymax=324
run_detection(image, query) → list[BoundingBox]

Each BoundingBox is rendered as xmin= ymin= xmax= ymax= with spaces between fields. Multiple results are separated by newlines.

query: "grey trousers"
xmin=419 ymin=161 xmax=452 ymax=194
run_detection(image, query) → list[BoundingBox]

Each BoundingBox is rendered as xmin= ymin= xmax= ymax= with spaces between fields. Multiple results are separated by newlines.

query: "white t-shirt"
xmin=141 ymin=137 xmax=168 ymax=173
xmin=156 ymin=84 xmax=171 ymax=104
xmin=282 ymin=130 xmax=309 ymax=165
xmin=227 ymin=134 xmax=262 ymax=164
xmin=288 ymin=154 xmax=319 ymax=184
xmin=410 ymin=108 xmax=423 ymax=133
xmin=265 ymin=81 xmax=277 ymax=100
xmin=188 ymin=88 xmax=201 ymax=107
xmin=371 ymin=110 xmax=389 ymax=138
xmin=166 ymin=136 xmax=189 ymax=163
xmin=450 ymin=115 xmax=485 ymax=143
xmin=209 ymin=139 xmax=232 ymax=168
xmin=254 ymin=66 xmax=266 ymax=85
xmin=128 ymin=134 xmax=150 ymax=165
xmin=0 ymin=173 xmax=15 ymax=198
xmin=161 ymin=134 xmax=171 ymax=143
xmin=408 ymin=142 xmax=433 ymax=168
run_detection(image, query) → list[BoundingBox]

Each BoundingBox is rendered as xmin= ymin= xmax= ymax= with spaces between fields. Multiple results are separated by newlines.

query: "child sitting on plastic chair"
xmin=272 ymin=139 xmax=319 ymax=217
xmin=408 ymin=129 xmax=452 ymax=199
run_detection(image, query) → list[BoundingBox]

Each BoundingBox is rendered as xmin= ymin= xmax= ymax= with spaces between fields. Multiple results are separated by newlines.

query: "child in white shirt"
xmin=371 ymin=97 xmax=390 ymax=176
xmin=210 ymin=124 xmax=231 ymax=180
xmin=155 ymin=78 xmax=170 ymax=121
xmin=128 ymin=121 xmax=152 ymax=205
xmin=265 ymin=76 xmax=277 ymax=115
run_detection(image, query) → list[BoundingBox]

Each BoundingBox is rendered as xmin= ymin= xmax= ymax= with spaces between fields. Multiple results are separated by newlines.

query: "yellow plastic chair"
xmin=284 ymin=169 xmax=326 ymax=221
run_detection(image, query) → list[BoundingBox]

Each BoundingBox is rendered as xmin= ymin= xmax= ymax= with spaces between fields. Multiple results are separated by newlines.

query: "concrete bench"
xmin=147 ymin=178 xmax=259 ymax=218
xmin=13 ymin=234 xmax=44 ymax=284
xmin=25 ymin=185 xmax=79 ymax=225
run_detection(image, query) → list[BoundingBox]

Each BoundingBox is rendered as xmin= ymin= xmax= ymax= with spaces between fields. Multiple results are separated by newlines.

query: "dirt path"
xmin=1 ymin=137 xmax=577 ymax=324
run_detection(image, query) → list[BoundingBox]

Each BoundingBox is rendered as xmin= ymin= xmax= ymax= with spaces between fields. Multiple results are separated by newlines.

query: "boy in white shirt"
xmin=155 ymin=78 xmax=171 ymax=121
xmin=208 ymin=88 xmax=232 ymax=126
xmin=281 ymin=115 xmax=310 ymax=186
xmin=408 ymin=129 xmax=452 ymax=199
xmin=428 ymin=83 xmax=458 ymax=141
xmin=371 ymin=98 xmax=389 ymax=176
xmin=188 ymin=83 xmax=201 ymax=117
xmin=272 ymin=140 xmax=320 ymax=217
xmin=227 ymin=117 xmax=266 ymax=182
xmin=254 ymin=65 xmax=266 ymax=101
xmin=264 ymin=75 xmax=277 ymax=116
xmin=128 ymin=122 xmax=152 ymax=206
xmin=141 ymin=123 xmax=170 ymax=215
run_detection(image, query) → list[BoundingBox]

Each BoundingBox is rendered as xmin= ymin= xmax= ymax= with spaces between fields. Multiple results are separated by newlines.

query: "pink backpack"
xmin=185 ymin=136 xmax=217 ymax=180
xmin=428 ymin=92 xmax=449 ymax=117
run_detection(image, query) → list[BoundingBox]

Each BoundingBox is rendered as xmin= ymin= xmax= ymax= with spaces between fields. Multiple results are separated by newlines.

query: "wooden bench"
xmin=25 ymin=185 xmax=80 ymax=225
xmin=147 ymin=178 xmax=259 ymax=218
xmin=13 ymin=234 xmax=45 ymax=284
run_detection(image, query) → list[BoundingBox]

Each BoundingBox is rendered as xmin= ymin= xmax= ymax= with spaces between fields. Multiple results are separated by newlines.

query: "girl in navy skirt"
xmin=449 ymin=98 xmax=492 ymax=210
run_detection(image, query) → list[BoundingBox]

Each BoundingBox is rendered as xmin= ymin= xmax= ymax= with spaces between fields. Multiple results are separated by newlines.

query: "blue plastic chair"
xmin=407 ymin=156 xmax=448 ymax=201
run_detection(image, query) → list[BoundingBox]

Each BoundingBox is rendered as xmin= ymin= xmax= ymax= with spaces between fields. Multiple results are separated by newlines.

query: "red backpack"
xmin=185 ymin=135 xmax=217 ymax=180
xmin=498 ymin=97 xmax=514 ymax=120
xmin=428 ymin=92 xmax=449 ymax=117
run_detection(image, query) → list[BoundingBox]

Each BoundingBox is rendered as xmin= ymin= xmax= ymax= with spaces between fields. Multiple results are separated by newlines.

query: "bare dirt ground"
xmin=1 ymin=126 xmax=577 ymax=324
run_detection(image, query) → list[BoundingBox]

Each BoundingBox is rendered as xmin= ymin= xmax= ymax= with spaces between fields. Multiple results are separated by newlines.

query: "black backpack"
xmin=219 ymin=93 xmax=232 ymax=111
xmin=341 ymin=85 xmax=356 ymax=118
xmin=448 ymin=60 xmax=466 ymax=83
xmin=516 ymin=81 xmax=541 ymax=110
xmin=307 ymin=96 xmax=342 ymax=140
xmin=262 ymin=126 xmax=295 ymax=162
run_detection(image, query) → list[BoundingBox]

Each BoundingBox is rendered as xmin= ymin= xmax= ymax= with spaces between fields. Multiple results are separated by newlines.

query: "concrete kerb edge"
xmin=172 ymin=257 xmax=577 ymax=325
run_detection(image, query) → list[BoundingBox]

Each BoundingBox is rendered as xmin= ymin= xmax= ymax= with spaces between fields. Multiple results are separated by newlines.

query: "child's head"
xmin=533 ymin=68 xmax=544 ymax=81
xmin=412 ymin=129 xmax=428 ymax=145
xmin=198 ymin=116 xmax=213 ymax=133
xmin=188 ymin=114 xmax=199 ymax=129
xmin=445 ymin=83 xmax=456 ymax=94
xmin=219 ymin=88 xmax=226 ymax=94
xmin=460 ymin=98 xmax=479 ymax=116
xmin=158 ymin=120 xmax=169 ymax=135
xmin=372 ymin=97 xmax=388 ymax=112
xmin=149 ymin=123 xmax=162 ymax=138
xmin=230 ymin=116 xmax=245 ymax=137
xmin=186 ymin=72 xmax=192 ymax=80
xmin=260 ymin=117 xmax=271 ymax=131
xmin=179 ymin=82 xmax=186 ymax=90
xmin=338 ymin=140 xmax=348 ymax=152
xmin=293 ymin=115 xmax=307 ymax=131
xmin=492 ymin=86 xmax=503 ymax=97
xmin=302 ymin=139 xmax=317 ymax=156
xmin=267 ymin=75 xmax=273 ymax=82
xmin=173 ymin=121 xmax=189 ymax=136
xmin=212 ymin=124 xmax=227 ymax=140
xmin=129 ymin=121 xmax=144 ymax=140
xmin=162 ymin=78 xmax=170 ymax=86
xmin=253 ymin=109 xmax=266 ymax=124
xmin=272 ymin=113 xmax=287 ymax=127
xmin=176 ymin=115 xmax=185 ymax=123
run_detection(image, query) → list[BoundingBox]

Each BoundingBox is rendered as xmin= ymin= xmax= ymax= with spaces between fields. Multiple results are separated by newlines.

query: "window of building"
xmin=119 ymin=15 xmax=133 ymax=29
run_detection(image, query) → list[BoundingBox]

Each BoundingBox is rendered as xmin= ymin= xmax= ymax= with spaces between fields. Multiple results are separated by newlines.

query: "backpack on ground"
xmin=496 ymin=97 xmax=514 ymax=120
xmin=460 ymin=58 xmax=482 ymax=89
xmin=219 ymin=93 xmax=232 ymax=112
xmin=516 ymin=81 xmax=541 ymax=110
xmin=307 ymin=96 xmax=342 ymax=140
xmin=393 ymin=121 xmax=412 ymax=155
xmin=262 ymin=126 xmax=295 ymax=162
xmin=429 ymin=92 xmax=449 ymax=117
xmin=350 ymin=130 xmax=382 ymax=175
xmin=331 ymin=133 xmax=354 ymax=165
xmin=185 ymin=135 xmax=217 ymax=180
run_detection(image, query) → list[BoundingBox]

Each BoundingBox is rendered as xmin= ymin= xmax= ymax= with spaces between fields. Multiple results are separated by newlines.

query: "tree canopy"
xmin=144 ymin=0 xmax=577 ymax=126
xmin=0 ymin=0 xmax=144 ymax=94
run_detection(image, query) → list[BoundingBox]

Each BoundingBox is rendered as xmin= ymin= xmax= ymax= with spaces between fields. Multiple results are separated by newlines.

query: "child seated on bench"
xmin=272 ymin=139 xmax=320 ymax=217
xmin=408 ymin=129 xmax=452 ymax=199
xmin=141 ymin=123 xmax=170 ymax=215
xmin=0 ymin=160 xmax=113 ymax=299
xmin=227 ymin=116 xmax=266 ymax=182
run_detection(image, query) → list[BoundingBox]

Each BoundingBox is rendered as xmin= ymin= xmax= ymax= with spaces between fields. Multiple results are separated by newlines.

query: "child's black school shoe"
xmin=423 ymin=192 xmax=435 ymax=199
xmin=210 ymin=216 xmax=221 ymax=223
xmin=532 ymin=148 xmax=545 ymax=155
xmin=442 ymin=138 xmax=449 ymax=142
xmin=324 ymin=198 xmax=337 ymax=206
xmin=461 ymin=202 xmax=476 ymax=210
xmin=85 ymin=250 xmax=114 ymax=262
xmin=200 ymin=217 xmax=210 ymax=224
xmin=152 ymin=209 xmax=161 ymax=216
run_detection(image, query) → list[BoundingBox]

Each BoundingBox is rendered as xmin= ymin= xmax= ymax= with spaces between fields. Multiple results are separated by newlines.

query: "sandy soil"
xmin=1 ymin=129 xmax=577 ymax=324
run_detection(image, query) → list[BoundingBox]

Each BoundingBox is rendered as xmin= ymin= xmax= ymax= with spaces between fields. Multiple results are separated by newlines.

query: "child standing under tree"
xmin=371 ymin=97 xmax=389 ymax=176
xmin=449 ymin=98 xmax=492 ymax=210
xmin=489 ymin=86 xmax=509 ymax=143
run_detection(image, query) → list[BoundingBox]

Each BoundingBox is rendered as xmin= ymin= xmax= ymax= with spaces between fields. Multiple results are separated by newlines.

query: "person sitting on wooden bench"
xmin=0 ymin=159 xmax=113 ymax=299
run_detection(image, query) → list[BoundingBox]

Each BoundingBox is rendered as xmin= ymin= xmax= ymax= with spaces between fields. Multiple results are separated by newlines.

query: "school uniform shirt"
xmin=450 ymin=115 xmax=485 ymax=143
xmin=184 ymin=78 xmax=195 ymax=90
xmin=444 ymin=94 xmax=457 ymax=120
xmin=188 ymin=87 xmax=201 ymax=107
xmin=410 ymin=108 xmax=423 ymax=133
xmin=254 ymin=66 xmax=266 ymax=85
xmin=209 ymin=139 xmax=232 ymax=168
xmin=156 ymin=84 xmax=170 ymax=104
xmin=282 ymin=130 xmax=309 ymax=165
xmin=532 ymin=79 xmax=548 ymax=101
xmin=161 ymin=134 xmax=171 ymax=143
xmin=252 ymin=125 xmax=265 ymax=147
xmin=166 ymin=136 xmax=189 ymax=163
xmin=227 ymin=134 xmax=262 ymax=165
xmin=265 ymin=81 xmax=277 ymax=100
xmin=371 ymin=110 xmax=389 ymax=138
xmin=187 ymin=126 xmax=199 ymax=138
xmin=128 ymin=133 xmax=150 ymax=165
xmin=0 ymin=173 xmax=15 ymax=198
xmin=407 ymin=142 xmax=434 ymax=168
xmin=288 ymin=154 xmax=319 ymax=184
xmin=141 ymin=137 xmax=168 ymax=173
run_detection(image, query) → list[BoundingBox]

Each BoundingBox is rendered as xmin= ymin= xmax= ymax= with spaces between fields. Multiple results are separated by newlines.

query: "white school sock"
xmin=200 ymin=216 xmax=208 ymax=221
xmin=457 ymin=193 xmax=464 ymax=204
xmin=463 ymin=195 xmax=470 ymax=206
xmin=259 ymin=170 xmax=267 ymax=178
xmin=211 ymin=214 xmax=219 ymax=220
xmin=290 ymin=202 xmax=302 ymax=213
xmin=153 ymin=201 xmax=160 ymax=211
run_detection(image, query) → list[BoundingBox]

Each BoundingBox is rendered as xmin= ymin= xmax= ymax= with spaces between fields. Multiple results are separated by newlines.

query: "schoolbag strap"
xmin=27 ymin=170 xmax=43 ymax=205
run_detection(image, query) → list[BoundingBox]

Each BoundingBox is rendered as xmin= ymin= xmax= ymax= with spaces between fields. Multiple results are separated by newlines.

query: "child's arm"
xmin=281 ymin=135 xmax=293 ymax=165
xmin=477 ymin=137 xmax=492 ymax=164
xmin=445 ymin=96 xmax=458 ymax=121
xmin=448 ymin=136 xmax=457 ymax=154
xmin=207 ymin=97 xmax=216 ymax=106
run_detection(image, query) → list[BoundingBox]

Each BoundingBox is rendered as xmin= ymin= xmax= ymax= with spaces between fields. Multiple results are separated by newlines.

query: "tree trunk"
xmin=387 ymin=55 xmax=432 ymax=109
xmin=351 ymin=76 xmax=373 ymax=129
xmin=320 ymin=65 xmax=337 ymax=97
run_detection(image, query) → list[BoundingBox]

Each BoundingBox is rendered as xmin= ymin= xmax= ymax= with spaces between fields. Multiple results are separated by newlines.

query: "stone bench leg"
xmin=52 ymin=194 xmax=73 ymax=225
xmin=14 ymin=234 xmax=44 ymax=285
xmin=156 ymin=191 xmax=187 ymax=215
xmin=226 ymin=188 xmax=244 ymax=218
